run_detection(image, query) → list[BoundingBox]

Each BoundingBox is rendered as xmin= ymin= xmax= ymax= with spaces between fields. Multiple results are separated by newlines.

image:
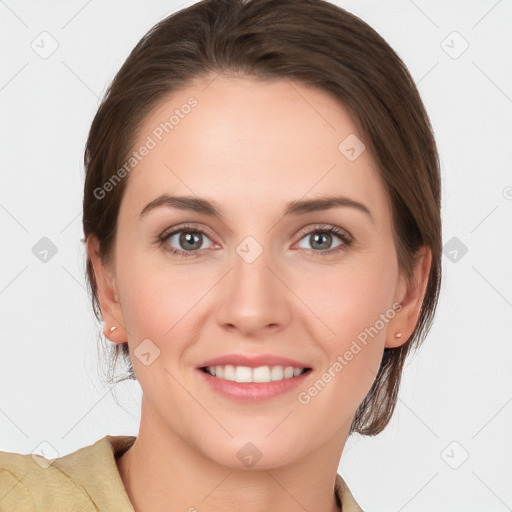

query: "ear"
xmin=386 ymin=245 xmax=432 ymax=348
xmin=86 ymin=234 xmax=127 ymax=344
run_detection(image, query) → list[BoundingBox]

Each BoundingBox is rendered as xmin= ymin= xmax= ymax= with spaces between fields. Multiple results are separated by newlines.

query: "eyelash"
xmin=157 ymin=223 xmax=353 ymax=258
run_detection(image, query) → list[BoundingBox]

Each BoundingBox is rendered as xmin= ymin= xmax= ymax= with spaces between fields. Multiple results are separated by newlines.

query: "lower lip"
xmin=197 ymin=368 xmax=311 ymax=402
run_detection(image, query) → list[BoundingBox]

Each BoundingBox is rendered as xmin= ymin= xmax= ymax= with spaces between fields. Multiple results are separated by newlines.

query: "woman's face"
xmin=97 ymin=74 xmax=415 ymax=468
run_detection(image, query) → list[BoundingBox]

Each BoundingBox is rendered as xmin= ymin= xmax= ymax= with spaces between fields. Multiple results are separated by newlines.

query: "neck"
xmin=116 ymin=399 xmax=348 ymax=512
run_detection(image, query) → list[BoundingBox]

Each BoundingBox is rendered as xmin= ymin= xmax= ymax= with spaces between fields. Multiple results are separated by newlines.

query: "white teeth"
xmin=204 ymin=364 xmax=306 ymax=383
xmin=252 ymin=366 xmax=271 ymax=383
xmin=224 ymin=365 xmax=235 ymax=381
xmin=283 ymin=366 xmax=294 ymax=379
xmin=235 ymin=366 xmax=252 ymax=383
xmin=270 ymin=366 xmax=283 ymax=380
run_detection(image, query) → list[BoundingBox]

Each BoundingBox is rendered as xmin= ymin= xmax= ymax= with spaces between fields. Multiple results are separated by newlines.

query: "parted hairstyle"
xmin=82 ymin=0 xmax=442 ymax=436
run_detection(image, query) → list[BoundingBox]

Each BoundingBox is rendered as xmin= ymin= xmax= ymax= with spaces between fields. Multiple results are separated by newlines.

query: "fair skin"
xmin=87 ymin=73 xmax=431 ymax=512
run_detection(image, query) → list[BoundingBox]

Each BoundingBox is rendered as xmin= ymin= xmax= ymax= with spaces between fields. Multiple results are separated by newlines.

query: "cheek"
xmin=294 ymin=253 xmax=397 ymax=398
xmin=115 ymin=249 xmax=215 ymax=358
xmin=295 ymin=254 xmax=397 ymax=344
xmin=297 ymin=283 xmax=392 ymax=429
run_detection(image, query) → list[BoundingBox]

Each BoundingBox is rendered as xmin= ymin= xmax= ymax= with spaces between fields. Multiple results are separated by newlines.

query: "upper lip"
xmin=198 ymin=354 xmax=311 ymax=369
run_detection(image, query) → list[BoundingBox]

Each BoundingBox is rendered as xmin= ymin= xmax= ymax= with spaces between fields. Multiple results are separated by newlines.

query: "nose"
xmin=216 ymin=246 xmax=292 ymax=337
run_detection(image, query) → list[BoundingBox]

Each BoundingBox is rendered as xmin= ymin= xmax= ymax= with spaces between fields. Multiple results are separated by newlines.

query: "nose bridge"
xmin=232 ymin=239 xmax=281 ymax=308
xmin=216 ymin=236 xmax=291 ymax=334
xmin=234 ymin=239 xmax=275 ymax=291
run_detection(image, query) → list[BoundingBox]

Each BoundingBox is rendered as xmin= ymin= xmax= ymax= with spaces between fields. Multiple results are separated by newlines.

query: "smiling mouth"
xmin=200 ymin=364 xmax=312 ymax=383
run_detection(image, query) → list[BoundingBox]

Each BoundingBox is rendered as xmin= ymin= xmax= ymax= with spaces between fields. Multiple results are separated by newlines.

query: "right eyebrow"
xmin=140 ymin=194 xmax=221 ymax=218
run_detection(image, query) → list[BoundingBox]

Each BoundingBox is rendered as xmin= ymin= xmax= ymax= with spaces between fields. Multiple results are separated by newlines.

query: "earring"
xmin=395 ymin=332 xmax=402 ymax=338
xmin=109 ymin=326 xmax=117 ymax=332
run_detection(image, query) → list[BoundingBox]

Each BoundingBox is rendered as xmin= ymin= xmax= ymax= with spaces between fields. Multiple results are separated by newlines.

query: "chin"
xmin=197 ymin=433 xmax=307 ymax=471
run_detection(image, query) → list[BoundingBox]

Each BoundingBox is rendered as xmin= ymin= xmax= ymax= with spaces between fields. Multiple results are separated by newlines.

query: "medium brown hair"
xmin=82 ymin=0 xmax=442 ymax=436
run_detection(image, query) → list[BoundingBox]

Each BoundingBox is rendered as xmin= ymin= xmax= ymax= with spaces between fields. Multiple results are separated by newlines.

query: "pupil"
xmin=181 ymin=232 xmax=201 ymax=250
xmin=312 ymin=233 xmax=331 ymax=250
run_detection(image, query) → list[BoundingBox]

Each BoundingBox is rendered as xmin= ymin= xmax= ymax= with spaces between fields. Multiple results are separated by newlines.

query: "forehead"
xmin=122 ymin=74 xmax=388 ymax=219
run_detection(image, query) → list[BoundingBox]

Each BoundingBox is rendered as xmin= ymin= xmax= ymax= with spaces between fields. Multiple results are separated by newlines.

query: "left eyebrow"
xmin=140 ymin=194 xmax=374 ymax=225
xmin=284 ymin=196 xmax=374 ymax=224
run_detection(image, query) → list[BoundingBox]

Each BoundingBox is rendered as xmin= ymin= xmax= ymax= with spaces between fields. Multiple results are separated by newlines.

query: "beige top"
xmin=0 ymin=435 xmax=364 ymax=511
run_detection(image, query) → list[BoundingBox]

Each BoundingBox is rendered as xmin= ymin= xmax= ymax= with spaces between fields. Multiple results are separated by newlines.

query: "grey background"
xmin=1 ymin=1 xmax=511 ymax=510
